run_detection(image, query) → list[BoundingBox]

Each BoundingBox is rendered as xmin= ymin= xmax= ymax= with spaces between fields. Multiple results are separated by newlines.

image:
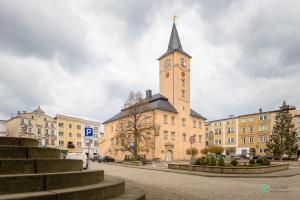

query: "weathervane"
xmin=172 ymin=16 xmax=177 ymax=22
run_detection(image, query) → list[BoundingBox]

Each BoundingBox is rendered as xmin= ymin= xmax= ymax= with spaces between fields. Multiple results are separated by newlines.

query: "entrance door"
xmin=166 ymin=150 xmax=173 ymax=161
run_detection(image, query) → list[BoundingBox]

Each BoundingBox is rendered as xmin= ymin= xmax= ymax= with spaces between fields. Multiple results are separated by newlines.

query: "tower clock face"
xmin=165 ymin=72 xmax=169 ymax=78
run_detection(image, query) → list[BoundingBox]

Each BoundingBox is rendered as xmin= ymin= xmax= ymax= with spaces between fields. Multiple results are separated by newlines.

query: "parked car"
xmin=66 ymin=152 xmax=88 ymax=169
xmin=99 ymin=156 xmax=115 ymax=163
xmin=91 ymin=155 xmax=101 ymax=162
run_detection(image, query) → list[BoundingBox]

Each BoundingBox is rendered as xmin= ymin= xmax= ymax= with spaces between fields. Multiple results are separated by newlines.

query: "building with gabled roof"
xmin=99 ymin=21 xmax=206 ymax=161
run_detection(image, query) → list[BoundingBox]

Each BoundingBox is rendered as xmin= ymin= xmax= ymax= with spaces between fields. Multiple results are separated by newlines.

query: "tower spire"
xmin=167 ymin=20 xmax=182 ymax=52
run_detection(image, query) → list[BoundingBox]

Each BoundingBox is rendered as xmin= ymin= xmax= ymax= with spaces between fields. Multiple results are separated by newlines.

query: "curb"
xmin=104 ymin=163 xmax=300 ymax=178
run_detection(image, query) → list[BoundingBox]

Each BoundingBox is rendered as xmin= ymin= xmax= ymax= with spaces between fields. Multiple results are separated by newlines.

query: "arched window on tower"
xmin=181 ymin=89 xmax=185 ymax=98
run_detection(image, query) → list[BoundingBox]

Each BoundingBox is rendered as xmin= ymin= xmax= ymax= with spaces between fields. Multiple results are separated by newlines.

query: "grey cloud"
xmin=0 ymin=1 xmax=92 ymax=72
xmin=0 ymin=63 xmax=54 ymax=116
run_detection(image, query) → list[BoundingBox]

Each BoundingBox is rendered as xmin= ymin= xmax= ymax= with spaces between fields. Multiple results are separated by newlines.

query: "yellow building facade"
xmin=100 ymin=22 xmax=206 ymax=161
xmin=5 ymin=106 xmax=57 ymax=147
xmin=205 ymin=108 xmax=297 ymax=157
xmin=56 ymin=114 xmax=101 ymax=156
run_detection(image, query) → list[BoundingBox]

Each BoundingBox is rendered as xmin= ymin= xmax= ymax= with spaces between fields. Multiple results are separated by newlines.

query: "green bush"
xmin=231 ymin=159 xmax=238 ymax=166
xmin=208 ymin=157 xmax=217 ymax=166
xmin=249 ymin=159 xmax=255 ymax=165
xmin=261 ymin=157 xmax=271 ymax=166
xmin=194 ymin=158 xmax=201 ymax=165
xmin=218 ymin=158 xmax=225 ymax=166
xmin=194 ymin=156 xmax=208 ymax=165
xmin=256 ymin=158 xmax=262 ymax=164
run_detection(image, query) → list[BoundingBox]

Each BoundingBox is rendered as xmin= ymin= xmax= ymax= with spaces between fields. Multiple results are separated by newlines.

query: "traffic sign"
xmin=189 ymin=136 xmax=196 ymax=144
xmin=84 ymin=127 xmax=93 ymax=137
xmin=84 ymin=139 xmax=92 ymax=144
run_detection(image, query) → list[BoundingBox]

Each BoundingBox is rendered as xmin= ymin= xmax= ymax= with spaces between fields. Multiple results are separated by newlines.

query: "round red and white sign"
xmin=189 ymin=136 xmax=196 ymax=144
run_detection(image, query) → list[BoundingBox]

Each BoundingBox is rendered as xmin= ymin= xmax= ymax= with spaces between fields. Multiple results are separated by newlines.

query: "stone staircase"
xmin=0 ymin=137 xmax=145 ymax=200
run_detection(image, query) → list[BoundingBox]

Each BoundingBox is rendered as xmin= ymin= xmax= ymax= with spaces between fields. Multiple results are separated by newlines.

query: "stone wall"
xmin=168 ymin=163 xmax=289 ymax=174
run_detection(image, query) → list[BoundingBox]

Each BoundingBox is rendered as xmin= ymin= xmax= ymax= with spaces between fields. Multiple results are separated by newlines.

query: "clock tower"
xmin=158 ymin=22 xmax=192 ymax=114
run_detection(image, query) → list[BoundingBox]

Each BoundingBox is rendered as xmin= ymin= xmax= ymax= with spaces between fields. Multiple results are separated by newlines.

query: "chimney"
xmin=259 ymin=108 xmax=262 ymax=113
xmin=22 ymin=111 xmax=26 ymax=114
xmin=17 ymin=111 xmax=21 ymax=115
xmin=146 ymin=90 xmax=152 ymax=99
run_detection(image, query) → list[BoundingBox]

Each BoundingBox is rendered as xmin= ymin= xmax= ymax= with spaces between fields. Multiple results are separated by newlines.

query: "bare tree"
xmin=113 ymin=91 xmax=154 ymax=160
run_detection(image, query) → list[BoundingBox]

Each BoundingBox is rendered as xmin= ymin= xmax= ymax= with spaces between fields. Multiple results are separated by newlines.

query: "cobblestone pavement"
xmin=91 ymin=162 xmax=300 ymax=200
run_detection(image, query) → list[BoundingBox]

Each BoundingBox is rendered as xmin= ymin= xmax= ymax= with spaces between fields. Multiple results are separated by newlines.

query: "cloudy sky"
xmin=0 ymin=0 xmax=300 ymax=124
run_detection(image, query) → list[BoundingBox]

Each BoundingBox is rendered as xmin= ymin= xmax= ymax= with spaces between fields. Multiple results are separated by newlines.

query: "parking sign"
xmin=85 ymin=127 xmax=93 ymax=137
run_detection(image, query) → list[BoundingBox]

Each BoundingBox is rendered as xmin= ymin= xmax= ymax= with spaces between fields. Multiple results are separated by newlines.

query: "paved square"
xmin=91 ymin=162 xmax=300 ymax=200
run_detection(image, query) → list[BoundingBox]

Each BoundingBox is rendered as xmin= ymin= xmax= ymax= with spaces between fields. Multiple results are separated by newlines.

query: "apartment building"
xmin=206 ymin=108 xmax=297 ymax=157
xmin=56 ymin=114 xmax=100 ymax=156
xmin=5 ymin=106 xmax=58 ymax=147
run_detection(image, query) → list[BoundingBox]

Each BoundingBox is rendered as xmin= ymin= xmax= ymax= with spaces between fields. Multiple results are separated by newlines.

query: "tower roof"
xmin=167 ymin=22 xmax=182 ymax=51
xmin=158 ymin=22 xmax=191 ymax=60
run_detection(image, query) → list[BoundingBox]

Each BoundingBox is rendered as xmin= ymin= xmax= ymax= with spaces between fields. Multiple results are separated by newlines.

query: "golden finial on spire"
xmin=172 ymin=16 xmax=177 ymax=23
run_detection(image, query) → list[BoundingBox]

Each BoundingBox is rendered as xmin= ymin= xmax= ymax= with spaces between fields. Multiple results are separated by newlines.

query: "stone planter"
xmin=122 ymin=161 xmax=143 ymax=166
xmin=168 ymin=163 xmax=289 ymax=174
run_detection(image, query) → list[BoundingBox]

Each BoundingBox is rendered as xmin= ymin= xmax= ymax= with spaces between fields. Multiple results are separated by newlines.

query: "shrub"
xmin=249 ymin=159 xmax=256 ymax=165
xmin=208 ymin=157 xmax=217 ymax=166
xmin=124 ymin=155 xmax=128 ymax=161
xmin=261 ymin=157 xmax=271 ymax=166
xmin=231 ymin=159 xmax=238 ymax=166
xmin=208 ymin=145 xmax=225 ymax=154
xmin=256 ymin=158 xmax=262 ymax=164
xmin=195 ymin=156 xmax=208 ymax=165
xmin=194 ymin=158 xmax=201 ymax=165
xmin=218 ymin=158 xmax=225 ymax=166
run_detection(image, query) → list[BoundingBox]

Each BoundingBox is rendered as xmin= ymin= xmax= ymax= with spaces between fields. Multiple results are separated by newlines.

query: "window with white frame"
xmin=242 ymin=127 xmax=246 ymax=133
xmin=164 ymin=131 xmax=168 ymax=140
xmin=199 ymin=122 xmax=202 ymax=129
xmin=193 ymin=121 xmax=196 ymax=128
xmin=249 ymin=137 xmax=254 ymax=144
xmin=198 ymin=135 xmax=202 ymax=143
xmin=249 ymin=117 xmax=254 ymax=122
xmin=259 ymin=115 xmax=267 ymax=120
xmin=163 ymin=115 xmax=168 ymax=124
xmin=249 ymin=126 xmax=254 ymax=133
xmin=231 ymin=138 xmax=234 ymax=144
xmin=171 ymin=116 xmax=175 ymax=125
xmin=241 ymin=118 xmax=246 ymax=123
xmin=214 ymin=128 xmax=221 ymax=135
xmin=227 ymin=128 xmax=234 ymax=133
xmin=259 ymin=136 xmax=267 ymax=142
xmin=259 ymin=125 xmax=267 ymax=131
xmin=241 ymin=137 xmax=246 ymax=144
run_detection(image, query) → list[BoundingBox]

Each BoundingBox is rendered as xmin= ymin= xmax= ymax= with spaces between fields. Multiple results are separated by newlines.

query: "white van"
xmin=66 ymin=152 xmax=88 ymax=169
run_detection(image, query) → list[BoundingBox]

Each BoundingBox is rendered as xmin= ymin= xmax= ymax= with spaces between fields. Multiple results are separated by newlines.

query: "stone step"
xmin=0 ymin=177 xmax=125 ymax=200
xmin=0 ymin=170 xmax=104 ymax=195
xmin=0 ymin=146 xmax=60 ymax=159
xmin=110 ymin=187 xmax=145 ymax=200
xmin=0 ymin=137 xmax=38 ymax=147
xmin=0 ymin=159 xmax=82 ymax=175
